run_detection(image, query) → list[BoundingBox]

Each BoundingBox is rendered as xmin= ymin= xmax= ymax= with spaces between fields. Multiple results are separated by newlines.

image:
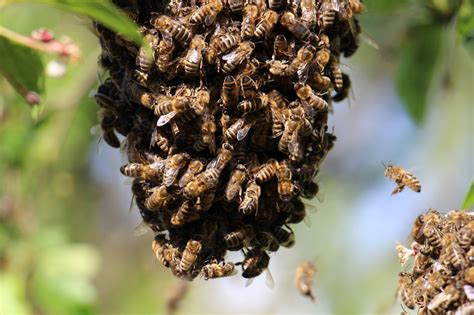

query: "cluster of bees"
xmin=93 ymin=0 xmax=362 ymax=281
xmin=396 ymin=209 xmax=474 ymax=314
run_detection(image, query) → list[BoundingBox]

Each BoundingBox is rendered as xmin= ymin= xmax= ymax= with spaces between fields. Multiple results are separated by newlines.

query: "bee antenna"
xmin=381 ymin=161 xmax=386 ymax=168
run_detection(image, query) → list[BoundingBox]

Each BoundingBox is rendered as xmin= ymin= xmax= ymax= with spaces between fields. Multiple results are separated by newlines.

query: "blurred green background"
xmin=0 ymin=1 xmax=472 ymax=314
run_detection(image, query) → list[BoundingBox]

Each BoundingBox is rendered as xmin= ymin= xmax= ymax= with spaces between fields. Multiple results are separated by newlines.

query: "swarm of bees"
xmin=396 ymin=209 xmax=474 ymax=313
xmin=94 ymin=0 xmax=362 ymax=281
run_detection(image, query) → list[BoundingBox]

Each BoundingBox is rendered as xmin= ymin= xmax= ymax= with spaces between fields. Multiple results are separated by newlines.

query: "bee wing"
xmin=288 ymin=129 xmax=300 ymax=155
xmin=303 ymin=214 xmax=312 ymax=228
xmin=222 ymin=49 xmax=238 ymax=62
xmin=245 ymin=277 xmax=255 ymax=287
xmin=187 ymin=49 xmax=200 ymax=63
xmin=206 ymin=157 xmax=218 ymax=170
xmin=265 ymin=268 xmax=275 ymax=289
xmin=149 ymin=159 xmax=166 ymax=171
xmin=297 ymin=63 xmax=310 ymax=83
xmin=157 ymin=111 xmax=177 ymax=126
xmin=464 ymin=285 xmax=474 ymax=300
xmin=133 ymin=221 xmax=151 ymax=236
xmin=331 ymin=0 xmax=340 ymax=11
xmin=205 ymin=14 xmax=217 ymax=26
xmin=164 ymin=168 xmax=180 ymax=187
xmin=237 ymin=123 xmax=253 ymax=141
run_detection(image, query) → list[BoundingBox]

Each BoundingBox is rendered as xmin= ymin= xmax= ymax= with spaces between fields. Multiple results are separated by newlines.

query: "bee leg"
xmin=391 ymin=184 xmax=405 ymax=195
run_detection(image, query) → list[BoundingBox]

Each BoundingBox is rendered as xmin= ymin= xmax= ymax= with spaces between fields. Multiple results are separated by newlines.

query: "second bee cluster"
xmin=94 ymin=0 xmax=362 ymax=281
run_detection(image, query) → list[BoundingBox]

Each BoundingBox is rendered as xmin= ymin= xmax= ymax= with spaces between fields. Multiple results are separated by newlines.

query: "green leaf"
xmin=457 ymin=0 xmax=474 ymax=55
xmin=0 ymin=36 xmax=44 ymax=105
xmin=461 ymin=181 xmax=474 ymax=210
xmin=363 ymin=0 xmax=410 ymax=13
xmin=4 ymin=0 xmax=142 ymax=44
xmin=395 ymin=24 xmax=445 ymax=124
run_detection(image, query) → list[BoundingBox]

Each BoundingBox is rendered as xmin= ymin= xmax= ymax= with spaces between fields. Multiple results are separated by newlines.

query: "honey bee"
xmin=179 ymin=160 xmax=205 ymax=188
xmin=443 ymin=234 xmax=467 ymax=270
xmin=423 ymin=224 xmax=443 ymax=249
xmin=311 ymin=73 xmax=332 ymax=91
xmin=454 ymin=302 xmax=474 ymax=315
xmin=189 ymin=0 xmax=223 ymax=26
xmin=273 ymin=35 xmax=293 ymax=60
xmin=273 ymin=225 xmax=295 ymax=247
xmin=152 ymin=235 xmax=173 ymax=267
xmin=225 ymin=164 xmax=247 ymax=201
xmin=153 ymin=15 xmax=192 ymax=45
xmin=179 ymin=239 xmax=202 ymax=273
xmin=329 ymin=54 xmax=343 ymax=91
xmin=295 ymin=261 xmax=316 ymax=301
xmin=191 ymin=88 xmax=210 ymax=115
xmin=183 ymin=168 xmax=220 ymax=199
xmin=241 ymin=4 xmax=258 ymax=39
xmin=398 ymin=272 xmax=415 ymax=310
xmin=207 ymin=33 xmax=242 ymax=65
xmin=224 ymin=117 xmax=254 ymax=142
xmin=300 ymin=0 xmax=317 ymax=28
xmin=239 ymin=181 xmax=261 ymax=215
xmin=201 ymin=115 xmax=217 ymax=153
xmin=145 ymin=185 xmax=170 ymax=211
xmin=171 ymin=200 xmax=200 ymax=226
xmin=183 ymin=35 xmax=206 ymax=75
xmin=196 ymin=187 xmax=216 ymax=212
xmin=239 ymin=75 xmax=258 ymax=99
xmin=241 ymin=249 xmax=272 ymax=286
xmin=201 ymin=261 xmax=237 ymax=279
xmin=224 ymin=224 xmax=255 ymax=249
xmin=221 ymin=41 xmax=255 ymax=74
xmin=288 ymin=45 xmax=315 ymax=82
xmin=268 ymin=0 xmax=285 ymax=10
xmin=333 ymin=73 xmax=351 ymax=102
xmin=457 ymin=221 xmax=473 ymax=250
xmin=278 ymin=114 xmax=300 ymax=153
xmin=295 ymin=83 xmax=329 ymax=113
xmin=411 ymin=251 xmax=431 ymax=277
xmin=207 ymin=142 xmax=234 ymax=172
xmin=383 ymin=164 xmax=421 ymax=195
xmin=163 ymin=153 xmax=190 ymax=187
xmin=156 ymin=37 xmax=175 ymax=73
xmin=254 ymin=10 xmax=279 ymax=39
xmin=276 ymin=160 xmax=294 ymax=201
xmin=221 ymin=75 xmax=240 ymax=108
xmin=157 ymin=93 xmax=195 ymax=126
xmin=136 ymin=33 xmax=159 ymax=75
xmin=226 ymin=0 xmax=244 ymax=12
xmin=254 ymin=160 xmax=278 ymax=184
xmin=237 ymin=93 xmax=268 ymax=113
xmin=150 ymin=129 xmax=170 ymax=152
xmin=97 ymin=109 xmax=121 ymax=148
xmin=120 ymin=162 xmax=163 ymax=181
xmin=280 ymin=11 xmax=317 ymax=43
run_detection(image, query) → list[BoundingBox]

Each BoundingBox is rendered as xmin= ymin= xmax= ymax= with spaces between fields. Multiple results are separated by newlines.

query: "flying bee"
xmin=225 ymin=164 xmax=247 ymax=201
xmin=295 ymin=261 xmax=316 ymax=301
xmin=183 ymin=35 xmax=206 ymax=75
xmin=201 ymin=261 xmax=237 ymax=279
xmin=241 ymin=4 xmax=258 ymax=39
xmin=221 ymin=75 xmax=240 ymax=108
xmin=191 ymin=88 xmax=210 ymax=115
xmin=221 ymin=41 xmax=255 ymax=74
xmin=171 ymin=200 xmax=200 ymax=226
xmin=136 ymin=33 xmax=159 ymax=74
xmin=183 ymin=168 xmax=220 ymax=199
xmin=254 ymin=160 xmax=278 ymax=184
xmin=189 ymin=0 xmax=223 ymax=25
xmin=179 ymin=239 xmax=202 ymax=274
xmin=179 ymin=160 xmax=205 ymax=188
xmin=318 ymin=0 xmax=336 ymax=29
xmin=239 ymin=181 xmax=261 ymax=215
xmin=329 ymin=54 xmax=343 ymax=91
xmin=156 ymin=37 xmax=175 ymax=72
xmin=163 ymin=153 xmax=190 ymax=187
xmin=224 ymin=224 xmax=255 ymax=249
xmin=240 ymin=249 xmax=273 ymax=288
xmin=280 ymin=11 xmax=317 ymax=43
xmin=153 ymin=15 xmax=192 ymax=45
xmin=383 ymin=164 xmax=421 ymax=195
xmin=120 ymin=162 xmax=164 ymax=181
xmin=398 ymin=272 xmax=415 ymax=310
xmin=276 ymin=160 xmax=294 ymax=201
xmin=150 ymin=129 xmax=170 ymax=152
xmin=226 ymin=0 xmax=244 ymax=12
xmin=239 ymin=75 xmax=258 ymax=99
xmin=196 ymin=187 xmax=216 ymax=212
xmin=145 ymin=185 xmax=170 ymax=211
xmin=254 ymin=10 xmax=279 ymax=39
xmin=237 ymin=93 xmax=268 ymax=113
xmin=295 ymin=83 xmax=328 ymax=113
xmin=273 ymin=226 xmax=295 ymax=247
